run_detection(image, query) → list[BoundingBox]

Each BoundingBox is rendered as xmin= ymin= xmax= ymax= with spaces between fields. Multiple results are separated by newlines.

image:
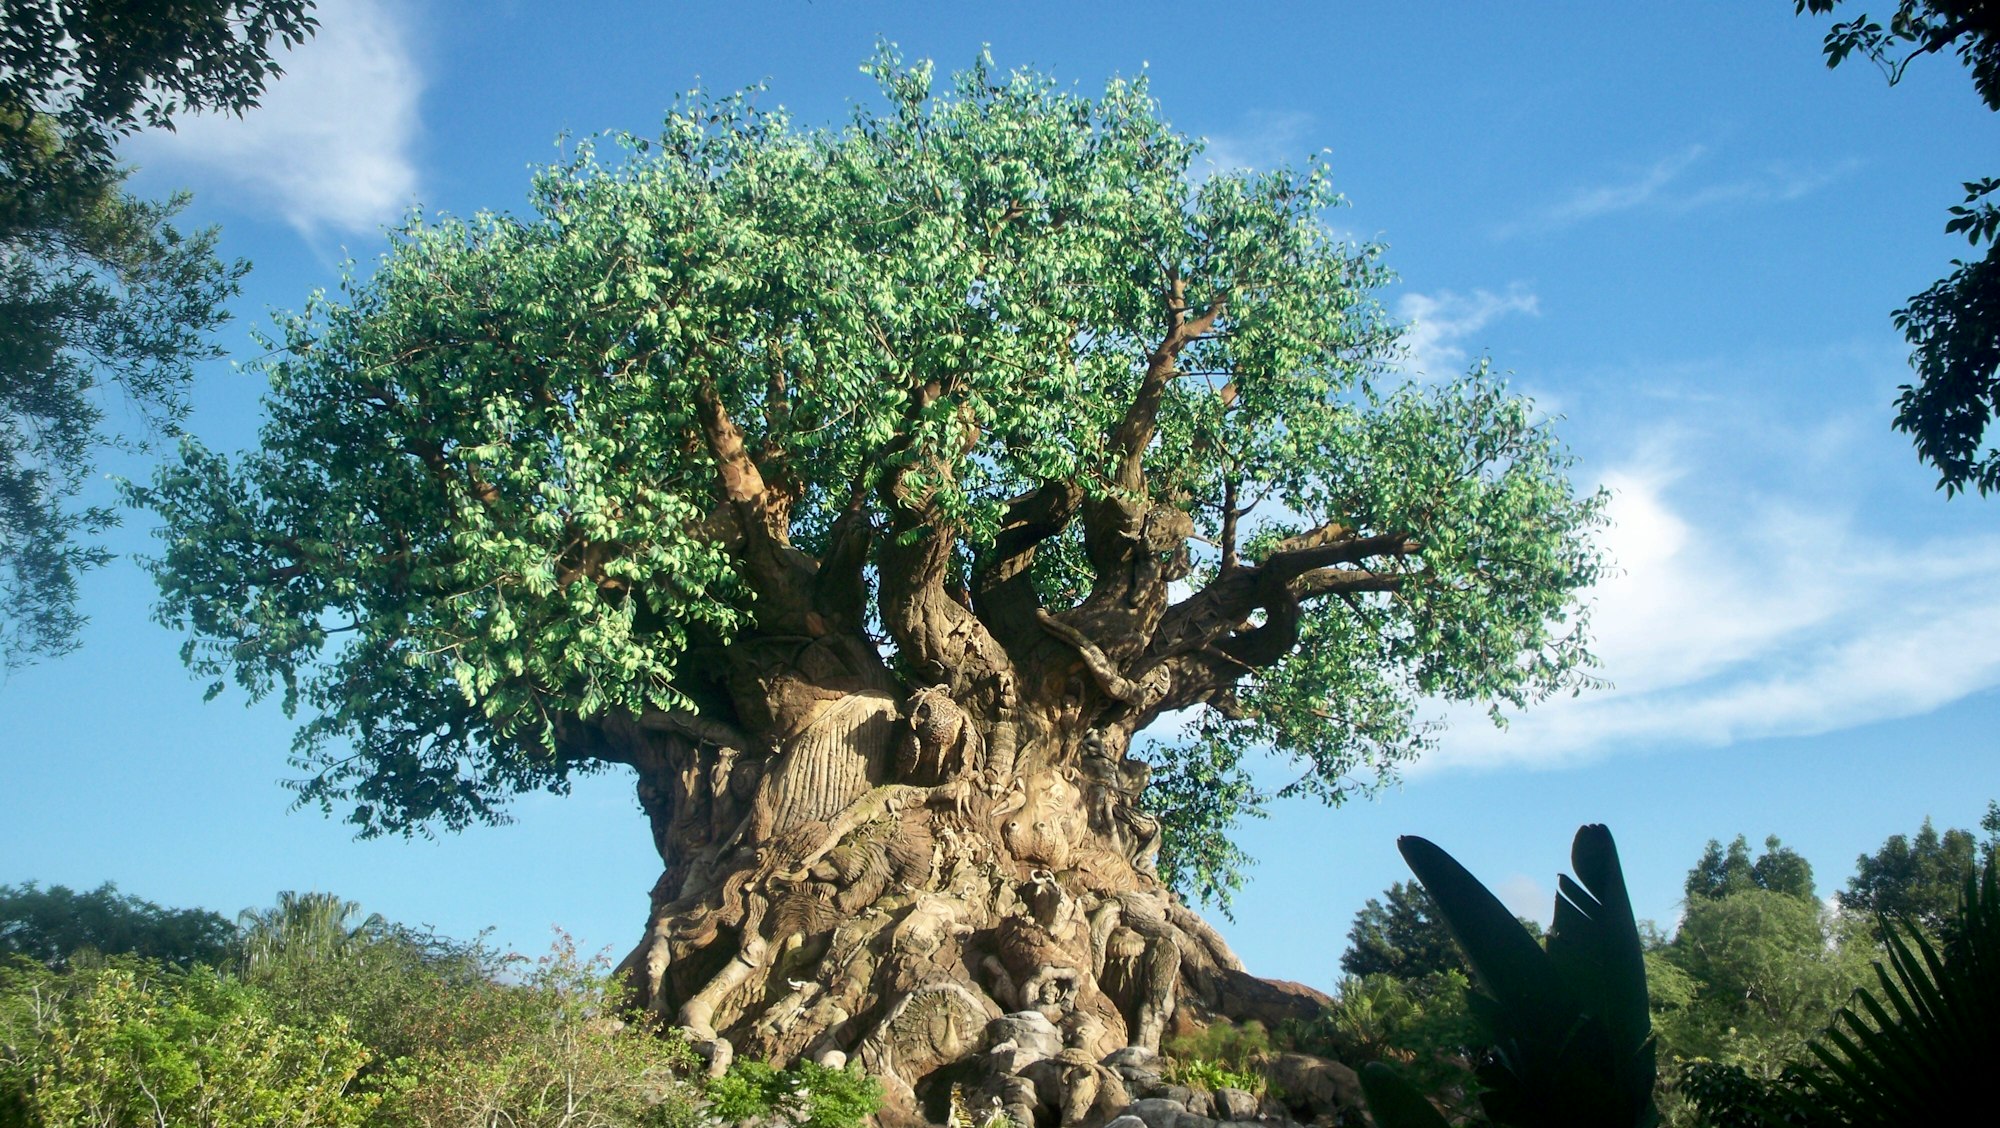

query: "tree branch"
xmin=1107 ymin=276 xmax=1227 ymax=492
xmin=971 ymin=480 xmax=1082 ymax=648
xmin=1034 ymin=608 xmax=1148 ymax=703
xmin=1143 ymin=529 xmax=1418 ymax=669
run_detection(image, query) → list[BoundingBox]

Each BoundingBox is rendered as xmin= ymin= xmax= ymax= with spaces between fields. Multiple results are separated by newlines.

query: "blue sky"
xmin=3 ymin=1 xmax=1997 ymax=991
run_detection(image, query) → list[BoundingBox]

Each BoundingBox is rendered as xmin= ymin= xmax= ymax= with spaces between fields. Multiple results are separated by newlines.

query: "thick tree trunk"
xmin=598 ymin=639 xmax=1329 ymax=1128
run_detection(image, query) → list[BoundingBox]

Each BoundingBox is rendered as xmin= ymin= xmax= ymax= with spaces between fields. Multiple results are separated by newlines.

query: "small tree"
xmin=132 ymin=51 xmax=1604 ymax=1120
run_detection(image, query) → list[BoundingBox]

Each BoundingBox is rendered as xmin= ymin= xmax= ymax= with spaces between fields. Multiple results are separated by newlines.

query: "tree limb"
xmin=971 ymin=480 xmax=1082 ymax=648
xmin=1033 ymin=608 xmax=1147 ymax=703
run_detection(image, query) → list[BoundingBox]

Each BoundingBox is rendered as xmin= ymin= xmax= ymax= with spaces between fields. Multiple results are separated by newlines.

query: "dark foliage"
xmin=1838 ymin=809 xmax=1996 ymax=938
xmin=1794 ymin=856 xmax=2000 ymax=1125
xmin=1370 ymin=825 xmax=1659 ymax=1128
xmin=1342 ymin=880 xmax=1471 ymax=980
xmin=0 ymin=881 xmax=233 ymax=970
xmin=0 ymin=1 xmax=314 ymax=665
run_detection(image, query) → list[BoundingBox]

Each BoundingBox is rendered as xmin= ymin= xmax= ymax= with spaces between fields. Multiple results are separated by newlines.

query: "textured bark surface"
xmin=582 ymin=640 xmax=1331 ymax=1128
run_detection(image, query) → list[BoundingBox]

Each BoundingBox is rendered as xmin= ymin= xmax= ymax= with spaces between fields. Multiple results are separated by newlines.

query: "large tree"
xmin=131 ymin=54 xmax=1603 ymax=1126
xmin=0 ymin=0 xmax=316 ymax=666
xmin=1796 ymin=1 xmax=2000 ymax=494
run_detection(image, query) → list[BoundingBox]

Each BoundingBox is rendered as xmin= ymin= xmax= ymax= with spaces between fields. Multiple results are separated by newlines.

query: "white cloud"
xmin=1419 ymin=451 xmax=2000 ymax=772
xmin=133 ymin=0 xmax=422 ymax=236
xmin=1395 ymin=286 xmax=1540 ymax=378
xmin=1495 ymin=145 xmax=1857 ymax=239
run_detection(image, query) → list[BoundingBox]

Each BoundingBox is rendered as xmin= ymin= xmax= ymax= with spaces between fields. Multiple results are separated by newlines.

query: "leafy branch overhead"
xmin=130 ymin=51 xmax=1604 ymax=909
xmin=1 ymin=1 xmax=318 ymax=667
xmin=1797 ymin=1 xmax=2000 ymax=495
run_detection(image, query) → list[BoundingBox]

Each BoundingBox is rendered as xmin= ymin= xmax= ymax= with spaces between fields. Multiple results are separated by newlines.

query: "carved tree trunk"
xmin=581 ymin=622 xmax=1324 ymax=1128
xmin=563 ymin=300 xmax=1378 ymax=1127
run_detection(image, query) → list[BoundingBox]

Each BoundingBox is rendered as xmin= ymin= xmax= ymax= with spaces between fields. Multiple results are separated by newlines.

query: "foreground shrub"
xmin=382 ymin=935 xmax=705 ymax=1128
xmin=0 ymin=959 xmax=371 ymax=1127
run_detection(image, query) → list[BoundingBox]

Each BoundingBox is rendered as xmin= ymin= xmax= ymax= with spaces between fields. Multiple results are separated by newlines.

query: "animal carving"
xmin=896 ymin=684 xmax=983 ymax=786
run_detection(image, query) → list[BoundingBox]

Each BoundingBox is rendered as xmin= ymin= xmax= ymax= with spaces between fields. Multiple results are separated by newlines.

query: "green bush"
xmin=704 ymin=1059 xmax=882 ymax=1128
xmin=372 ymin=934 xmax=704 ymax=1128
xmin=1164 ymin=1018 xmax=1271 ymax=1093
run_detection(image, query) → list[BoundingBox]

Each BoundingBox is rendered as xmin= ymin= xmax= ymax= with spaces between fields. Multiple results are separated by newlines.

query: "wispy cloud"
xmin=1420 ymin=443 xmax=2000 ymax=772
xmin=1396 ymin=286 xmax=1541 ymax=378
xmin=1200 ymin=111 xmax=1316 ymax=176
xmin=1495 ymin=145 xmax=1857 ymax=240
xmin=133 ymin=0 xmax=422 ymax=236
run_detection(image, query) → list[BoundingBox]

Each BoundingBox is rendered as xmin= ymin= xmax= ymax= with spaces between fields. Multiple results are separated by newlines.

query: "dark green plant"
xmin=1343 ymin=880 xmax=1470 ymax=981
xmin=1794 ymin=2 xmax=2000 ymax=494
xmin=1837 ymin=812 xmax=1994 ymax=939
xmin=1675 ymin=1060 xmax=1816 ymax=1128
xmin=1363 ymin=824 xmax=1658 ymax=1128
xmin=1 ymin=0 xmax=315 ymax=666
xmin=1789 ymin=856 xmax=2000 ymax=1125
xmin=1683 ymin=836 xmax=1815 ymax=904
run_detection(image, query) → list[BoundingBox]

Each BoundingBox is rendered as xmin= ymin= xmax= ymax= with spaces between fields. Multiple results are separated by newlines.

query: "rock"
xmin=988 ymin=1010 xmax=1065 ymax=1059
xmin=1213 ymin=1088 xmax=1259 ymax=1121
xmin=1210 ymin=971 xmax=1337 ymax=1030
xmin=1105 ymin=1118 xmax=1149 ymax=1128
xmin=987 ymin=1040 xmax=1043 ymax=1075
xmin=980 ymin=1074 xmax=1039 ymax=1128
xmin=814 ymin=1049 xmax=847 ymax=1069
xmin=1264 ymin=1052 xmax=1362 ymax=1119
xmin=1125 ymin=1097 xmax=1189 ymax=1128
xmin=1155 ymin=1084 xmax=1197 ymax=1107
xmin=1102 ymin=1046 xmax=1166 ymax=1074
xmin=1185 ymin=1089 xmax=1215 ymax=1119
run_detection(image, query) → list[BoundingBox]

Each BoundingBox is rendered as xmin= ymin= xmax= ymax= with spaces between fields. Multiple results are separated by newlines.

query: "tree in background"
xmin=1795 ymin=1 xmax=2000 ymax=494
xmin=1650 ymin=889 xmax=1873 ymax=1075
xmin=1342 ymin=880 xmax=1469 ymax=981
xmin=1682 ymin=834 xmax=1815 ymax=903
xmin=1838 ymin=803 xmax=2000 ymax=937
xmin=1643 ymin=831 xmax=1872 ymax=1110
xmin=131 ymin=50 xmax=1605 ymax=1121
xmin=0 ymin=0 xmax=317 ymax=667
xmin=0 ymin=881 xmax=234 ymax=970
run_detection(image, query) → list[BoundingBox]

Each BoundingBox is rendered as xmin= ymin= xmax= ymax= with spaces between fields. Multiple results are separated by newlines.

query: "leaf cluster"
xmin=132 ymin=48 xmax=1604 ymax=851
xmin=703 ymin=1058 xmax=883 ymax=1128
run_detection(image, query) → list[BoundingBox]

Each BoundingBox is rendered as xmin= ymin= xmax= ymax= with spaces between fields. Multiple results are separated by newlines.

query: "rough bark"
xmin=583 ymin=618 xmax=1340 ymax=1127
